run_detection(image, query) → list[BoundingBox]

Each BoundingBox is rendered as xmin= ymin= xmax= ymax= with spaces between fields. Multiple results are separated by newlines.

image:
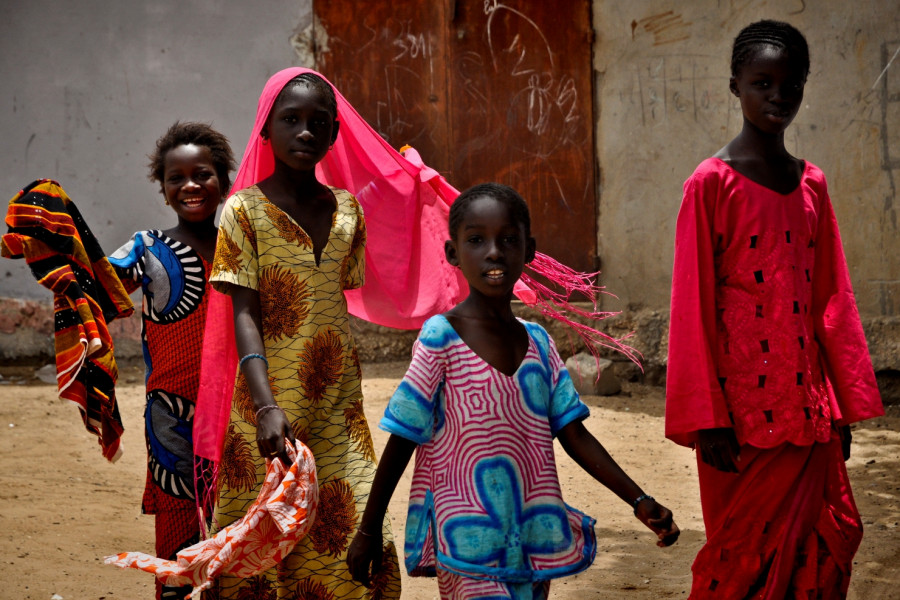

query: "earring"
xmin=164 ymin=199 xmax=170 ymax=205
xmin=261 ymin=137 xmax=269 ymax=146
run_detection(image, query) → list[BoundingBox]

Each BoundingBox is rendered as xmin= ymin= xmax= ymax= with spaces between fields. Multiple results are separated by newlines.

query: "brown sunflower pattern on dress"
xmin=222 ymin=424 xmax=257 ymax=492
xmin=265 ymin=202 xmax=312 ymax=247
xmin=234 ymin=204 xmax=257 ymax=254
xmin=369 ymin=551 xmax=397 ymax=600
xmin=290 ymin=578 xmax=335 ymax=600
xmin=233 ymin=375 xmax=255 ymax=423
xmin=348 ymin=211 xmax=365 ymax=257
xmin=211 ymin=233 xmax=243 ymax=277
xmin=234 ymin=373 xmax=282 ymax=425
xmin=210 ymin=187 xmax=400 ymax=597
xmin=235 ymin=575 xmax=275 ymax=600
xmin=341 ymin=214 xmax=366 ymax=288
xmin=308 ymin=479 xmax=356 ymax=557
xmin=291 ymin=421 xmax=310 ymax=446
xmin=345 ymin=398 xmax=376 ymax=462
xmin=260 ymin=265 xmax=311 ymax=341
xmin=296 ymin=328 xmax=344 ymax=405
xmin=350 ymin=346 xmax=362 ymax=383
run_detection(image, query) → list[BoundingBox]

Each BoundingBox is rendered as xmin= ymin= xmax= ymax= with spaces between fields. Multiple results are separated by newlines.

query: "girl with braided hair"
xmin=666 ymin=20 xmax=883 ymax=598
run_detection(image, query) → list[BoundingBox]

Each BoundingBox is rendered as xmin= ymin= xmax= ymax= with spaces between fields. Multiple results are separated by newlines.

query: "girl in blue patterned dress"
xmin=347 ymin=183 xmax=680 ymax=599
xmin=108 ymin=122 xmax=235 ymax=600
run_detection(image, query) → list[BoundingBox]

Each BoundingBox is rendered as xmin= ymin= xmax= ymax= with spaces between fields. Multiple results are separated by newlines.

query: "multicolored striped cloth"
xmin=2 ymin=179 xmax=134 ymax=461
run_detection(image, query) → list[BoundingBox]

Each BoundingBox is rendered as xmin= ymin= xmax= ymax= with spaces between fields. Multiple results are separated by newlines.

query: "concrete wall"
xmin=1 ymin=1 xmax=897 ymax=389
xmin=595 ymin=1 xmax=898 ymax=315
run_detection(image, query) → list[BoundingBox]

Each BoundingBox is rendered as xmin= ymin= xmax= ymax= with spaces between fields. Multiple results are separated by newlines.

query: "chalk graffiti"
xmin=374 ymin=64 xmax=428 ymax=147
xmin=512 ymin=73 xmax=578 ymax=137
xmin=625 ymin=56 xmax=728 ymax=126
xmin=457 ymin=51 xmax=490 ymax=113
xmin=471 ymin=0 xmax=589 ymax=211
xmin=314 ymin=1 xmax=596 ymax=263
xmin=391 ymin=19 xmax=430 ymax=62
xmin=877 ymin=40 xmax=899 ymax=235
xmin=483 ymin=0 xmax=555 ymax=72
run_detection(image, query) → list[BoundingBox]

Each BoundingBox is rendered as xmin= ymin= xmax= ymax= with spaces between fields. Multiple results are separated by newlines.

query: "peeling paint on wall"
xmin=291 ymin=12 xmax=327 ymax=67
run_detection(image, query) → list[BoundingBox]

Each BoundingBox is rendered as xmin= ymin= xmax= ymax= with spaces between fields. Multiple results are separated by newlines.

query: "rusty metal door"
xmin=313 ymin=2 xmax=452 ymax=173
xmin=314 ymin=0 xmax=596 ymax=272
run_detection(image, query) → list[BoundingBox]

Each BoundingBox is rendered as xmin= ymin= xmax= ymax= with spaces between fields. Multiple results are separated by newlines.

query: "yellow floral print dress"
xmin=208 ymin=185 xmax=401 ymax=600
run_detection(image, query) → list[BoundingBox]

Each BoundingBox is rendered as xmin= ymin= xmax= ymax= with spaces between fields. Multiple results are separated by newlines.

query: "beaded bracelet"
xmin=631 ymin=493 xmax=654 ymax=514
xmin=240 ymin=353 xmax=269 ymax=370
xmin=255 ymin=404 xmax=283 ymax=420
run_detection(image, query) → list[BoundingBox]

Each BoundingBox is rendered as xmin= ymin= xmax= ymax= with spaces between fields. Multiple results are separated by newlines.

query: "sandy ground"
xmin=1 ymin=361 xmax=898 ymax=600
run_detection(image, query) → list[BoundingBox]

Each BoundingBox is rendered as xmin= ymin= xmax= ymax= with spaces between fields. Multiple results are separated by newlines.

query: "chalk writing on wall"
xmin=619 ymin=56 xmax=730 ymax=126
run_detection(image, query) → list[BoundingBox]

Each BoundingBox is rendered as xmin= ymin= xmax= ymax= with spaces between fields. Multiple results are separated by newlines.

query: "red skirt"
xmin=691 ymin=435 xmax=863 ymax=599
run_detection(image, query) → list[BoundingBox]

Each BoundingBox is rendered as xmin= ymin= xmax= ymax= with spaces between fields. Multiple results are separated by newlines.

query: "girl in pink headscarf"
xmin=206 ymin=69 xmax=401 ymax=599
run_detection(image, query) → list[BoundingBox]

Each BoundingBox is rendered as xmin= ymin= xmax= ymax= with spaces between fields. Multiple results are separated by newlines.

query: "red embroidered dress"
xmin=666 ymin=158 xmax=882 ymax=448
xmin=666 ymin=158 xmax=883 ymax=598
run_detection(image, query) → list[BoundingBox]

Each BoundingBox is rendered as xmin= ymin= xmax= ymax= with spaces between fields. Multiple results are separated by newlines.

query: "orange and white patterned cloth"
xmin=105 ymin=440 xmax=318 ymax=598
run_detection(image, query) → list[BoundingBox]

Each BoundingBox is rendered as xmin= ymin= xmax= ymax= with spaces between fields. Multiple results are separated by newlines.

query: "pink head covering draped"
xmin=194 ymin=67 xmax=468 ymax=466
xmin=230 ymin=66 xmax=467 ymax=323
xmin=194 ymin=67 xmax=636 ymax=468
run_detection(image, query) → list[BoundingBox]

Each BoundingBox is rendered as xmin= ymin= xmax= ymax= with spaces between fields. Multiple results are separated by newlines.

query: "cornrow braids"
xmin=280 ymin=72 xmax=338 ymax=119
xmin=148 ymin=121 xmax=236 ymax=194
xmin=731 ymin=20 xmax=810 ymax=77
xmin=449 ymin=182 xmax=532 ymax=239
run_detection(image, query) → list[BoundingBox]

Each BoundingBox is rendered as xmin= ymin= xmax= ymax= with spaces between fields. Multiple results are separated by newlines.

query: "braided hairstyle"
xmin=448 ymin=182 xmax=532 ymax=239
xmin=280 ymin=72 xmax=338 ymax=119
xmin=148 ymin=121 xmax=236 ymax=194
xmin=731 ymin=20 xmax=810 ymax=78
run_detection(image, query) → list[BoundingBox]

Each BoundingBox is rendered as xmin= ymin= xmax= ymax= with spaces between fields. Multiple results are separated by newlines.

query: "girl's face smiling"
xmin=162 ymin=144 xmax=223 ymax=223
xmin=265 ymin=83 xmax=339 ymax=173
xmin=731 ymin=44 xmax=806 ymax=136
xmin=446 ymin=196 xmax=535 ymax=300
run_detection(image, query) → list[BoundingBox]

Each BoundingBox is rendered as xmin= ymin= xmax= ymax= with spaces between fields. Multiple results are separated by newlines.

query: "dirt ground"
xmin=1 ymin=361 xmax=897 ymax=600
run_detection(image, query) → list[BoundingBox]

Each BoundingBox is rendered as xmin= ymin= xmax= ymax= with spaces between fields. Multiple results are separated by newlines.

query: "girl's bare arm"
xmin=347 ymin=434 xmax=417 ymax=586
xmin=231 ymin=285 xmax=294 ymax=462
xmin=557 ymin=420 xmax=680 ymax=546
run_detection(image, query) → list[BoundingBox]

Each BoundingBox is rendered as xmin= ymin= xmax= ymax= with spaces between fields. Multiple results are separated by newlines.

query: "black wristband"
xmin=631 ymin=493 xmax=654 ymax=514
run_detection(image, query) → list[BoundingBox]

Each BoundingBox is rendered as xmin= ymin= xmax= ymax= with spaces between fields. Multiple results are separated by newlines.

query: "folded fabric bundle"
xmin=105 ymin=439 xmax=317 ymax=598
xmin=1 ymin=179 xmax=134 ymax=461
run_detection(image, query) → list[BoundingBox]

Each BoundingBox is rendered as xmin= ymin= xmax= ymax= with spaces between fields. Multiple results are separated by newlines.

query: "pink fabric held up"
xmin=230 ymin=66 xmax=467 ymax=328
